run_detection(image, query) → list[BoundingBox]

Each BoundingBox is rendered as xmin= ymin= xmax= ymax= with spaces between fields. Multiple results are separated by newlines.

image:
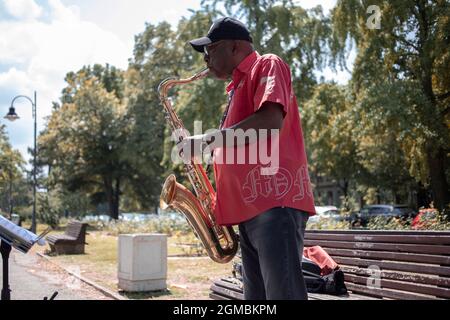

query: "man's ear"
xmin=231 ymin=40 xmax=238 ymax=55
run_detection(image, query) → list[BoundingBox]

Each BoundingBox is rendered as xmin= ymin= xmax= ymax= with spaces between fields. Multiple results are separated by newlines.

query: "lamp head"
xmin=4 ymin=106 xmax=19 ymax=122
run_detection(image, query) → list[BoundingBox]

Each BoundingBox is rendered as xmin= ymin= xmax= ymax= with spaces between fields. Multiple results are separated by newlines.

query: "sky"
xmin=0 ymin=0 xmax=351 ymax=164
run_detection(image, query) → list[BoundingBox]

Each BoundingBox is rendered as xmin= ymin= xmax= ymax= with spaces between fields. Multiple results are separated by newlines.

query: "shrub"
xmin=37 ymin=195 xmax=60 ymax=228
xmin=306 ymin=219 xmax=351 ymax=230
xmin=93 ymin=214 xmax=191 ymax=236
xmin=366 ymin=216 xmax=410 ymax=230
xmin=411 ymin=208 xmax=450 ymax=230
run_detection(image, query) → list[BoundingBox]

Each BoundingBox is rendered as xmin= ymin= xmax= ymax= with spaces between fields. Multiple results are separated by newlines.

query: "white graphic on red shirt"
xmin=259 ymin=76 xmax=275 ymax=90
xmin=292 ymin=165 xmax=313 ymax=202
xmin=242 ymin=166 xmax=292 ymax=204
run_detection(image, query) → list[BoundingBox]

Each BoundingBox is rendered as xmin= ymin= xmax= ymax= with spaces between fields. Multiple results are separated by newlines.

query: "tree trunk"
xmin=416 ymin=182 xmax=432 ymax=209
xmin=104 ymin=177 xmax=120 ymax=220
xmin=338 ymin=179 xmax=350 ymax=210
xmin=426 ymin=147 xmax=450 ymax=210
xmin=415 ymin=1 xmax=450 ymax=211
xmin=114 ymin=178 xmax=121 ymax=219
xmin=340 ymin=179 xmax=349 ymax=198
xmin=392 ymin=188 xmax=402 ymax=204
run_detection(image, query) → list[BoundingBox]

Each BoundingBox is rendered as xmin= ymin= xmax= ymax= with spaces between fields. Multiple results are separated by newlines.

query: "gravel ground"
xmin=0 ymin=249 xmax=113 ymax=300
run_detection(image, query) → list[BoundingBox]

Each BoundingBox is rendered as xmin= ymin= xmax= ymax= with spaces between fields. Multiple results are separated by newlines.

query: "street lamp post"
xmin=4 ymin=91 xmax=37 ymax=233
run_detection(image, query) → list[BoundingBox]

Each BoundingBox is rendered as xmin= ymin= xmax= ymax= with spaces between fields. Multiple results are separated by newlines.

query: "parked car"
xmin=309 ymin=206 xmax=341 ymax=223
xmin=309 ymin=206 xmax=360 ymax=227
xmin=119 ymin=213 xmax=154 ymax=222
xmin=82 ymin=214 xmax=111 ymax=222
xmin=357 ymin=204 xmax=417 ymax=226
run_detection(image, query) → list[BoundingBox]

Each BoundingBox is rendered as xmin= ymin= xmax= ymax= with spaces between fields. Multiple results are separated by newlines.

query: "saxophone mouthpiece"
xmin=195 ymin=68 xmax=210 ymax=80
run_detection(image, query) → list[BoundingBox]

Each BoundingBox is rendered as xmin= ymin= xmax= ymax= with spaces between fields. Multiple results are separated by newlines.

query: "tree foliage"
xmin=32 ymin=0 xmax=449 ymax=219
xmin=39 ymin=65 xmax=130 ymax=219
xmin=330 ymin=0 xmax=450 ymax=209
xmin=0 ymin=126 xmax=27 ymax=215
xmin=201 ymin=0 xmax=332 ymax=103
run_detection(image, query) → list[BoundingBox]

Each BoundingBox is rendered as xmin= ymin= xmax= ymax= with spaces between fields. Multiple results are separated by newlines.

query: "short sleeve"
xmin=253 ymin=57 xmax=291 ymax=116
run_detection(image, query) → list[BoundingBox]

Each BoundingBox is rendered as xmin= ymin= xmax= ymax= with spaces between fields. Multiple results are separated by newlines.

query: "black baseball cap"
xmin=189 ymin=17 xmax=253 ymax=53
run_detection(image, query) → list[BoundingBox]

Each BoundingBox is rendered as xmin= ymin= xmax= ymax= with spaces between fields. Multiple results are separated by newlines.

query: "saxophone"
xmin=158 ymin=68 xmax=238 ymax=264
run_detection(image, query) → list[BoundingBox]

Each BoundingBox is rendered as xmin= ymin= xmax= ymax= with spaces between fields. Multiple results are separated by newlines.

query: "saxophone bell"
xmin=160 ymin=174 xmax=176 ymax=211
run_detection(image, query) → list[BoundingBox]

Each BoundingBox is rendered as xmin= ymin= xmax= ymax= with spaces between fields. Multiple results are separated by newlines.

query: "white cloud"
xmin=0 ymin=0 xmax=344 ymax=163
xmin=3 ymin=0 xmax=43 ymax=20
xmin=0 ymin=21 xmax=41 ymax=64
xmin=0 ymin=0 xmax=132 ymax=162
xmin=48 ymin=0 xmax=80 ymax=22
xmin=63 ymin=0 xmax=202 ymax=61
xmin=0 ymin=68 xmax=31 ymax=92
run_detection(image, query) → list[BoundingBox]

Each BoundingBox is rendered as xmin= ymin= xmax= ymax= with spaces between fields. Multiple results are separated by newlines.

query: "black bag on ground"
xmin=232 ymin=257 xmax=347 ymax=295
xmin=303 ymin=268 xmax=348 ymax=295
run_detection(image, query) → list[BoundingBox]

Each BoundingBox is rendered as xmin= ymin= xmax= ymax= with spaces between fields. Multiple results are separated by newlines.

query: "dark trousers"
xmin=238 ymin=207 xmax=309 ymax=300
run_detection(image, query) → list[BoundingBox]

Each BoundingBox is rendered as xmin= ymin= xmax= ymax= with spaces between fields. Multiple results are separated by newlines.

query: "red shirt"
xmin=213 ymin=51 xmax=316 ymax=225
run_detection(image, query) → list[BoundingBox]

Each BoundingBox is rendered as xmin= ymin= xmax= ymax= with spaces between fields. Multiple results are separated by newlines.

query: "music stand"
xmin=0 ymin=215 xmax=51 ymax=300
xmin=1 ymin=240 xmax=12 ymax=300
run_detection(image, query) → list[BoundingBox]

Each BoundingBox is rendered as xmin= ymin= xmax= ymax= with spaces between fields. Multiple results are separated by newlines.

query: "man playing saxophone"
xmin=178 ymin=17 xmax=316 ymax=300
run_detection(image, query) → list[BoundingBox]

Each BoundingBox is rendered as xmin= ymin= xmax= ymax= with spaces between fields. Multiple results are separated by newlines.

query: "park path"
xmin=0 ymin=249 xmax=112 ymax=300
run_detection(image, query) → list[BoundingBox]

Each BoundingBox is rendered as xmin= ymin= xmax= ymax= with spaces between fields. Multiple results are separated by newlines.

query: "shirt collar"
xmin=226 ymin=51 xmax=260 ymax=93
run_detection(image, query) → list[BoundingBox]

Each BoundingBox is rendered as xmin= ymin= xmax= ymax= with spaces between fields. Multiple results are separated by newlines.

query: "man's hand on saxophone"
xmin=177 ymin=102 xmax=284 ymax=164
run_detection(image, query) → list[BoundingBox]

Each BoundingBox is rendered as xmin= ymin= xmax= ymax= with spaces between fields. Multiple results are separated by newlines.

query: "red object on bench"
xmin=303 ymin=245 xmax=339 ymax=276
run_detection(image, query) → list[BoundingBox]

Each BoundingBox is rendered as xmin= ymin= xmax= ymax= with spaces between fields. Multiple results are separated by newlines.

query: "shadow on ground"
xmin=119 ymin=289 xmax=173 ymax=300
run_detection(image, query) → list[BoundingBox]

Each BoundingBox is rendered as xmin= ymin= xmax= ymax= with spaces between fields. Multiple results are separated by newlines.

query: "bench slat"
xmin=333 ymin=256 xmax=450 ymax=276
xmin=344 ymin=274 xmax=450 ymax=298
xmin=209 ymin=292 xmax=232 ymax=300
xmin=211 ymin=278 xmax=380 ymax=300
xmin=65 ymin=223 xmax=83 ymax=237
xmin=341 ymin=265 xmax=450 ymax=287
xmin=305 ymin=233 xmax=450 ymax=245
xmin=306 ymin=230 xmax=450 ymax=236
xmin=304 ymin=239 xmax=450 ymax=255
xmin=323 ymin=248 xmax=450 ymax=266
xmin=211 ymin=280 xmax=244 ymax=300
xmin=210 ymin=285 xmax=244 ymax=300
xmin=345 ymin=282 xmax=441 ymax=300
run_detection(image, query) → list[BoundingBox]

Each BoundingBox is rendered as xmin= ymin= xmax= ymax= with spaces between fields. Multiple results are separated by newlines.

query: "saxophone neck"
xmin=158 ymin=68 xmax=210 ymax=96
xmin=193 ymin=68 xmax=210 ymax=80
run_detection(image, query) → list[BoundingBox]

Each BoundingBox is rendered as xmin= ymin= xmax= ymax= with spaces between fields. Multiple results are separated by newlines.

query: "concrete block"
xmin=118 ymin=234 xmax=167 ymax=292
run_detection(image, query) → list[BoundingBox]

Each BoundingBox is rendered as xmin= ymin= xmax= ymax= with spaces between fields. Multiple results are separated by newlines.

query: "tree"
xmin=331 ymin=0 xmax=450 ymax=210
xmin=39 ymin=65 xmax=131 ymax=219
xmin=0 ymin=126 xmax=26 ymax=215
xmin=201 ymin=0 xmax=332 ymax=104
xmin=127 ymin=12 xmax=229 ymax=199
xmin=302 ymin=84 xmax=362 ymax=206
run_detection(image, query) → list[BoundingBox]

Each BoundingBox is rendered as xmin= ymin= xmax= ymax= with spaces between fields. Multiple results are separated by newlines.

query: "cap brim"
xmin=189 ymin=37 xmax=212 ymax=53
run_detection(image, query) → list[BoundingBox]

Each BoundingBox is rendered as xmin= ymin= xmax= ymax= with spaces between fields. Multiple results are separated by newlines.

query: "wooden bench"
xmin=210 ymin=230 xmax=450 ymax=300
xmin=46 ymin=221 xmax=89 ymax=255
